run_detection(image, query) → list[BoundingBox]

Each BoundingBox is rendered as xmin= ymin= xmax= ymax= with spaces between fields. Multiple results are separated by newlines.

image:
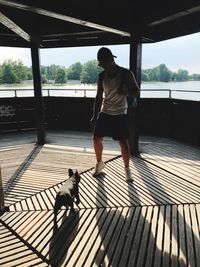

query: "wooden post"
xmin=0 ymin=164 xmax=5 ymax=212
xmin=31 ymin=44 xmax=45 ymax=145
xmin=128 ymin=35 xmax=142 ymax=155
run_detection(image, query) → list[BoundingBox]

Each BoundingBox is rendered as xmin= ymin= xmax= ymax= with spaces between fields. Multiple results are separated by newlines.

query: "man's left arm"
xmin=125 ymin=70 xmax=140 ymax=97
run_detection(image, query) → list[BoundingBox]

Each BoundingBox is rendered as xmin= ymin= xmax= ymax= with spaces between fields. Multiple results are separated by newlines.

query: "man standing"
xmin=90 ymin=47 xmax=139 ymax=181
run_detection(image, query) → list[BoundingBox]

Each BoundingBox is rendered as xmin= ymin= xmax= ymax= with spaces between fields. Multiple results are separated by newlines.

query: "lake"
xmin=0 ymin=81 xmax=200 ymax=101
xmin=141 ymin=81 xmax=200 ymax=100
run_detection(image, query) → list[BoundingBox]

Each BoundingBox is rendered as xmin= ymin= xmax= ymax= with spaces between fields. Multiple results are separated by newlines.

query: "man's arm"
xmin=125 ymin=70 xmax=140 ymax=97
xmin=90 ymin=73 xmax=104 ymax=126
xmin=118 ymin=68 xmax=139 ymax=97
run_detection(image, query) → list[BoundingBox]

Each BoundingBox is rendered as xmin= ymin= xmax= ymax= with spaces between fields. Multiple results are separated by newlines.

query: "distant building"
xmin=67 ymin=80 xmax=81 ymax=84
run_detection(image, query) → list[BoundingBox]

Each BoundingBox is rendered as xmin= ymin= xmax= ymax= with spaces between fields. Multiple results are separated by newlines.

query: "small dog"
xmin=54 ymin=169 xmax=80 ymax=229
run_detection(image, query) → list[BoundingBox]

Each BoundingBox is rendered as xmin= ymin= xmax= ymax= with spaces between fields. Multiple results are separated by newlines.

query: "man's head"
xmin=97 ymin=47 xmax=116 ymax=68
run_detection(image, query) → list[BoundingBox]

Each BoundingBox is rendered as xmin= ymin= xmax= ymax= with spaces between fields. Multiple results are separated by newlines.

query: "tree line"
xmin=141 ymin=64 xmax=200 ymax=82
xmin=0 ymin=59 xmax=200 ymax=84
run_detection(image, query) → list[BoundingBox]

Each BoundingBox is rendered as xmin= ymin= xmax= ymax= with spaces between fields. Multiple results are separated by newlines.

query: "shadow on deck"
xmin=0 ymin=131 xmax=200 ymax=266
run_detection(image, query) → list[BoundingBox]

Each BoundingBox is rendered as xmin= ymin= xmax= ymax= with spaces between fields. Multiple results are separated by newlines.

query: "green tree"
xmin=41 ymin=74 xmax=48 ymax=84
xmin=12 ymin=60 xmax=28 ymax=82
xmin=158 ymin=64 xmax=172 ymax=82
xmin=191 ymin=73 xmax=200 ymax=80
xmin=1 ymin=61 xmax=17 ymax=83
xmin=55 ymin=68 xmax=66 ymax=84
xmin=66 ymin=62 xmax=82 ymax=80
xmin=141 ymin=70 xmax=150 ymax=81
xmin=175 ymin=69 xmax=189 ymax=81
xmin=27 ymin=70 xmax=33 ymax=80
xmin=0 ymin=65 xmax=2 ymax=83
xmin=80 ymin=60 xmax=101 ymax=83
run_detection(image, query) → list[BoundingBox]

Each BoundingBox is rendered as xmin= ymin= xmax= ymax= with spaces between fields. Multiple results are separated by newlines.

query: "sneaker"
xmin=125 ymin=167 xmax=133 ymax=182
xmin=93 ymin=161 xmax=105 ymax=176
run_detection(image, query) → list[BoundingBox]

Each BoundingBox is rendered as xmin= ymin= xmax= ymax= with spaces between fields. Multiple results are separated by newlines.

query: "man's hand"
xmin=90 ymin=116 xmax=97 ymax=129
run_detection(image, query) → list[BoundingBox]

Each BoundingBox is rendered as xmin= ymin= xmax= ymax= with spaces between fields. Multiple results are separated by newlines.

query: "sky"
xmin=0 ymin=32 xmax=200 ymax=74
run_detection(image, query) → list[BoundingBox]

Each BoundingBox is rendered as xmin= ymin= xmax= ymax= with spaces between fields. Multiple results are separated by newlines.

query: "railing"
xmin=0 ymin=164 xmax=5 ymax=213
xmin=140 ymin=89 xmax=200 ymax=101
xmin=0 ymin=88 xmax=200 ymax=101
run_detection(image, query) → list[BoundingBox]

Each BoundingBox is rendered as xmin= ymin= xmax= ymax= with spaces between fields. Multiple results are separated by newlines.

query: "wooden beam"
xmin=30 ymin=44 xmax=45 ymax=145
xmin=0 ymin=0 xmax=130 ymax=37
xmin=0 ymin=11 xmax=31 ymax=42
xmin=0 ymin=164 xmax=5 ymax=212
xmin=128 ymin=35 xmax=142 ymax=155
xmin=147 ymin=5 xmax=200 ymax=27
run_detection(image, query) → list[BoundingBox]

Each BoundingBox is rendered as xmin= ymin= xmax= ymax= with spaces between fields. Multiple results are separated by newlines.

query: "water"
xmin=141 ymin=81 xmax=200 ymax=100
xmin=0 ymin=81 xmax=200 ymax=101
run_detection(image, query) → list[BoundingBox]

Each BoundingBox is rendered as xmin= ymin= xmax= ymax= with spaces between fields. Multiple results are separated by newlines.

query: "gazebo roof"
xmin=0 ymin=0 xmax=200 ymax=48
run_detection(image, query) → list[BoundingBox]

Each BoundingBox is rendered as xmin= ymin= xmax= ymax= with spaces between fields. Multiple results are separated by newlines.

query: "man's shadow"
xmin=133 ymin=157 xmax=199 ymax=267
xmin=48 ymin=209 xmax=79 ymax=267
xmin=93 ymin=158 xmax=185 ymax=266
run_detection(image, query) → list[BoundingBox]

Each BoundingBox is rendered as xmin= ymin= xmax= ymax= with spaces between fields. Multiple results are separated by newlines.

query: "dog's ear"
xmin=75 ymin=170 xmax=80 ymax=183
xmin=68 ymin=169 xmax=74 ymax=177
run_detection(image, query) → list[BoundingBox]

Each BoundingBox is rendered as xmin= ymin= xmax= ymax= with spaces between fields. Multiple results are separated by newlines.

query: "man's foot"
xmin=93 ymin=161 xmax=105 ymax=177
xmin=125 ymin=167 xmax=133 ymax=182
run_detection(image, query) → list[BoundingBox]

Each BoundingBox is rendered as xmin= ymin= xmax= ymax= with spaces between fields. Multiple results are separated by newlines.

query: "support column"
xmin=0 ymin=165 xmax=5 ymax=213
xmin=128 ymin=35 xmax=142 ymax=155
xmin=31 ymin=44 xmax=45 ymax=145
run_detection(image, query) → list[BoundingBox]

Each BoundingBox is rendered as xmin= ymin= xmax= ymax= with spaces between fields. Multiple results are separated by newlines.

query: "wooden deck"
xmin=0 ymin=131 xmax=200 ymax=267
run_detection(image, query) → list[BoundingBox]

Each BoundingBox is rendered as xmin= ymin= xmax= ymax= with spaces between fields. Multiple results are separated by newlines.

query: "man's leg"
xmin=118 ymin=139 xmax=130 ymax=168
xmin=93 ymin=136 xmax=105 ymax=176
xmin=93 ymin=136 xmax=103 ymax=162
xmin=119 ymin=139 xmax=133 ymax=181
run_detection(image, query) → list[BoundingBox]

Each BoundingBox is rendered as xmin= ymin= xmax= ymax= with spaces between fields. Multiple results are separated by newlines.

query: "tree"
xmin=191 ymin=73 xmax=200 ymax=80
xmin=41 ymin=74 xmax=48 ymax=84
xmin=12 ymin=60 xmax=28 ymax=82
xmin=141 ymin=70 xmax=150 ymax=81
xmin=1 ymin=61 xmax=17 ymax=83
xmin=66 ymin=62 xmax=82 ymax=80
xmin=175 ymin=69 xmax=189 ymax=81
xmin=55 ymin=68 xmax=66 ymax=84
xmin=158 ymin=64 xmax=172 ymax=82
xmin=80 ymin=60 xmax=101 ymax=83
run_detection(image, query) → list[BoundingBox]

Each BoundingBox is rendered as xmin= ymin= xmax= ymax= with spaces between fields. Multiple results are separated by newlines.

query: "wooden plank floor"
xmin=0 ymin=131 xmax=200 ymax=267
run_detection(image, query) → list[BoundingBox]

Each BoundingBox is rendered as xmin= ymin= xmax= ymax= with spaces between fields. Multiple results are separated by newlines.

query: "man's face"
xmin=98 ymin=57 xmax=113 ymax=69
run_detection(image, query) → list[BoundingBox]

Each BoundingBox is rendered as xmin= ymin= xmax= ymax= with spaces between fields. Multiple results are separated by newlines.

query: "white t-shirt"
xmin=101 ymin=68 xmax=127 ymax=115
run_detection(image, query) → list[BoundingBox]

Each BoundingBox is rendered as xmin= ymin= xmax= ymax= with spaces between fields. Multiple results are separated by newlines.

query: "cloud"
xmin=0 ymin=32 xmax=199 ymax=74
xmin=0 ymin=47 xmax=31 ymax=66
xmin=142 ymin=32 xmax=200 ymax=74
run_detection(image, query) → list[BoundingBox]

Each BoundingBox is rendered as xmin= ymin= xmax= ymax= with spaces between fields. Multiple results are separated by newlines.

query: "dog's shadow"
xmin=49 ymin=209 xmax=80 ymax=267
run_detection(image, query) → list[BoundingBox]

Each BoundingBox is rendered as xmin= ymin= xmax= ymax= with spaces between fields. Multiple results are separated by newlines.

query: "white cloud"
xmin=142 ymin=32 xmax=200 ymax=74
xmin=0 ymin=47 xmax=31 ymax=66
xmin=0 ymin=32 xmax=199 ymax=74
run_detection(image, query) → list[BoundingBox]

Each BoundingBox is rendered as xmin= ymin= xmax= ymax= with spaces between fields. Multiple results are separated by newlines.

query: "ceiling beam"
xmin=147 ymin=5 xmax=200 ymax=27
xmin=0 ymin=0 xmax=130 ymax=37
xmin=0 ymin=11 xmax=31 ymax=42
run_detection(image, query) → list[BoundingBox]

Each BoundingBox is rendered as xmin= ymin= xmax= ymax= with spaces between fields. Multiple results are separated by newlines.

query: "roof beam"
xmin=0 ymin=11 xmax=31 ymax=42
xmin=0 ymin=0 xmax=130 ymax=37
xmin=147 ymin=5 xmax=200 ymax=27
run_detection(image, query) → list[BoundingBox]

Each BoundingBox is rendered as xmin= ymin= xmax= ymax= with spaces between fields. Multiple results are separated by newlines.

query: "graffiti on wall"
xmin=0 ymin=105 xmax=15 ymax=117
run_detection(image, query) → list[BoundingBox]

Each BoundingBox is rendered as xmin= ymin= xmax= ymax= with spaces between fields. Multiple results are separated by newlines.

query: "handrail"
xmin=0 ymin=164 xmax=5 ymax=213
xmin=0 ymin=88 xmax=200 ymax=100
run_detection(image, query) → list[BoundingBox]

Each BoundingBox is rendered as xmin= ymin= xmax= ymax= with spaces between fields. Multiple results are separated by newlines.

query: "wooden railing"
xmin=0 ymin=164 xmax=5 ymax=213
xmin=0 ymin=88 xmax=200 ymax=100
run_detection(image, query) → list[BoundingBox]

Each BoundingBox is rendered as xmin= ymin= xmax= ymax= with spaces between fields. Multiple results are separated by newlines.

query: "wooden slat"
xmin=0 ymin=221 xmax=46 ymax=266
xmin=0 ymin=134 xmax=200 ymax=267
xmin=140 ymin=142 xmax=200 ymax=187
xmin=1 ymin=204 xmax=200 ymax=267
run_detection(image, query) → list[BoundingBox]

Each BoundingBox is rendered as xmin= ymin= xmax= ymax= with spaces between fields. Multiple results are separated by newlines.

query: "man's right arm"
xmin=90 ymin=73 xmax=104 ymax=125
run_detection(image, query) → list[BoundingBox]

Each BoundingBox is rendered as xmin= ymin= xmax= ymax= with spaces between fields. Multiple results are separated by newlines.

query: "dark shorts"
xmin=94 ymin=112 xmax=129 ymax=140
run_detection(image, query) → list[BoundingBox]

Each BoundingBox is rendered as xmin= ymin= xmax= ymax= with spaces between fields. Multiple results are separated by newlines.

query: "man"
xmin=90 ymin=47 xmax=139 ymax=181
